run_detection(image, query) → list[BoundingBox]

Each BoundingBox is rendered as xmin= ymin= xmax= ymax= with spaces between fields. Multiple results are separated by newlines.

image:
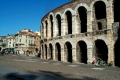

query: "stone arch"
xmin=49 ymin=15 xmax=54 ymax=37
xmin=75 ymin=3 xmax=89 ymax=11
xmin=48 ymin=12 xmax=55 ymax=19
xmin=64 ymin=41 xmax=72 ymax=63
xmin=77 ymin=6 xmax=87 ymax=33
xmin=94 ymin=1 xmax=106 ymax=20
xmin=55 ymin=42 xmax=61 ymax=61
xmin=64 ymin=10 xmax=73 ymax=34
xmin=56 ymin=14 xmax=62 ymax=36
xmin=55 ymin=12 xmax=62 ymax=17
xmin=91 ymin=0 xmax=107 ymax=30
xmin=63 ymin=8 xmax=73 ymax=15
xmin=114 ymin=38 xmax=120 ymax=67
xmin=49 ymin=43 xmax=53 ymax=59
xmin=93 ymin=39 xmax=108 ymax=64
xmin=76 ymin=40 xmax=87 ymax=64
xmin=90 ymin=0 xmax=107 ymax=8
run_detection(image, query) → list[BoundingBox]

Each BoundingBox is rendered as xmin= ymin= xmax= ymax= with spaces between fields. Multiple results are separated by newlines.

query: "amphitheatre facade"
xmin=40 ymin=0 xmax=120 ymax=67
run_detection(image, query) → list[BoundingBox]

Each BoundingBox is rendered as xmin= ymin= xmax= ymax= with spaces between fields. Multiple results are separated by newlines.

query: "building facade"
xmin=14 ymin=29 xmax=40 ymax=54
xmin=0 ymin=36 xmax=7 ymax=51
xmin=6 ymin=34 xmax=15 ymax=51
xmin=40 ymin=0 xmax=120 ymax=67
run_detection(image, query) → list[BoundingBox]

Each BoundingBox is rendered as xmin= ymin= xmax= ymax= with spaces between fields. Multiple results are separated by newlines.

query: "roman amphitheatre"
xmin=40 ymin=0 xmax=120 ymax=67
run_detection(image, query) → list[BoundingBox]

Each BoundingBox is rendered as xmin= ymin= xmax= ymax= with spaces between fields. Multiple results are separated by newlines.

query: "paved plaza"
xmin=0 ymin=54 xmax=120 ymax=80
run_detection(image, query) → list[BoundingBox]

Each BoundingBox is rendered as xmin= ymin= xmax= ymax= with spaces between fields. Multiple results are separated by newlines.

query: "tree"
xmin=1 ymin=43 xmax=7 ymax=48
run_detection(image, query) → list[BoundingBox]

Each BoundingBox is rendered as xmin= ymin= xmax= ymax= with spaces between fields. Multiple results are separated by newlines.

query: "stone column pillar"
xmin=91 ymin=7 xmax=98 ymax=31
xmin=52 ymin=46 xmax=55 ymax=60
xmin=61 ymin=17 xmax=68 ymax=36
xmin=106 ymin=1 xmax=114 ymax=29
xmin=87 ymin=45 xmax=93 ymax=64
xmin=43 ymin=45 xmax=45 ymax=59
xmin=72 ymin=14 xmax=80 ymax=34
xmin=61 ymin=19 xmax=65 ymax=36
xmin=40 ymin=23 xmax=43 ymax=39
xmin=72 ymin=47 xmax=77 ymax=63
xmin=40 ymin=46 xmax=42 ymax=58
xmin=42 ymin=22 xmax=46 ymax=38
xmin=107 ymin=43 xmax=114 ymax=63
xmin=53 ymin=19 xmax=58 ymax=37
xmin=43 ymin=22 xmax=46 ymax=38
xmin=61 ymin=47 xmax=65 ymax=62
xmin=107 ymin=30 xmax=115 ymax=65
xmin=47 ymin=46 xmax=50 ymax=59
xmin=47 ymin=20 xmax=51 ymax=38
xmin=42 ymin=26 xmax=45 ymax=38
xmin=41 ymin=45 xmax=44 ymax=59
xmin=87 ymin=10 xmax=92 ymax=32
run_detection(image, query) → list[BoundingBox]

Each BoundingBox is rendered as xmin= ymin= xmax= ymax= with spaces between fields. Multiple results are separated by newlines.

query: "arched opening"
xmin=0 ymin=47 xmax=1 ymax=51
xmin=94 ymin=39 xmax=108 ymax=64
xmin=94 ymin=1 xmax=106 ymax=20
xmin=56 ymin=14 xmax=61 ymax=36
xmin=45 ymin=20 xmax=48 ymax=37
xmin=42 ymin=23 xmax=44 ymax=38
xmin=64 ymin=42 xmax=72 ymax=63
xmin=78 ymin=6 xmax=87 ymax=33
xmin=66 ymin=11 xmax=72 ymax=34
xmin=49 ymin=44 xmax=53 ymax=59
xmin=114 ymin=0 xmax=120 ymax=22
xmin=55 ymin=43 xmax=61 ymax=61
xmin=76 ymin=41 xmax=87 ymax=64
xmin=50 ymin=15 xmax=53 ymax=37
xmin=35 ymin=48 xmax=38 ymax=52
xmin=98 ymin=22 xmax=102 ymax=30
xmin=114 ymin=38 xmax=120 ymax=67
xmin=42 ymin=45 xmax=44 ymax=58
xmin=45 ymin=44 xmax=47 ymax=59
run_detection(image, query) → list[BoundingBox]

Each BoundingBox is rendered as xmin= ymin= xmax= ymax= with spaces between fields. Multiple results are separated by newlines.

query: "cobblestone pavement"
xmin=0 ymin=54 xmax=120 ymax=80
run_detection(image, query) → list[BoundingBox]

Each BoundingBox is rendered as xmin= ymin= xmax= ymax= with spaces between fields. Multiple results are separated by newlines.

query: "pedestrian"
xmin=1 ymin=50 xmax=5 ymax=56
xmin=92 ymin=60 xmax=96 ymax=65
xmin=96 ymin=59 xmax=100 ymax=66
xmin=99 ymin=59 xmax=103 ymax=67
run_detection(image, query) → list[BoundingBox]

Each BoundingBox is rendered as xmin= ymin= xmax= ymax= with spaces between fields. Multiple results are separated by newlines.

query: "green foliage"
xmin=1 ymin=43 xmax=6 ymax=47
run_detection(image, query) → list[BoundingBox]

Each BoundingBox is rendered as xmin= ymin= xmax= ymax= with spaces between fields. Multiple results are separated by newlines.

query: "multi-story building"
xmin=14 ymin=29 xmax=40 ymax=54
xmin=0 ymin=36 xmax=7 ymax=51
xmin=6 ymin=34 xmax=15 ymax=51
xmin=40 ymin=0 xmax=120 ymax=67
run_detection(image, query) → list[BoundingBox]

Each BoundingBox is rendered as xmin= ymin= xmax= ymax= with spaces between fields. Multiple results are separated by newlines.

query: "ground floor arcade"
xmin=41 ymin=38 xmax=120 ymax=67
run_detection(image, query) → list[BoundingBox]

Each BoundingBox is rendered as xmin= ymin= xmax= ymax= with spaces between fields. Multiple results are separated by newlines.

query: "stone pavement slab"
xmin=0 ymin=66 xmax=66 ymax=80
xmin=0 ymin=54 xmax=120 ymax=80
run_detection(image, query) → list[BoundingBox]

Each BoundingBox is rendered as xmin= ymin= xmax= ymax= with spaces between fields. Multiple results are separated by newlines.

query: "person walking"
xmin=1 ymin=50 xmax=5 ymax=56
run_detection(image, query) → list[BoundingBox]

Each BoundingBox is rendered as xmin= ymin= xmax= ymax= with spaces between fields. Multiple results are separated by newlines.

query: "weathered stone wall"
xmin=40 ymin=0 xmax=119 ymax=66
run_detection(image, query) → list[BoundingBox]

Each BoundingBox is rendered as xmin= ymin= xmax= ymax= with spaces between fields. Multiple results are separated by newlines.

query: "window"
xmin=20 ymin=39 xmax=21 ymax=42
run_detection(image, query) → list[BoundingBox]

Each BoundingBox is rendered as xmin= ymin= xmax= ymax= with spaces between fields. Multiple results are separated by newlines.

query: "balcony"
xmin=29 ymin=43 xmax=36 ymax=46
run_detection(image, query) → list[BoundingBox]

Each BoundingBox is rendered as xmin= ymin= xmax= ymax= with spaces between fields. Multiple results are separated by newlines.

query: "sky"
xmin=0 ymin=0 xmax=71 ymax=36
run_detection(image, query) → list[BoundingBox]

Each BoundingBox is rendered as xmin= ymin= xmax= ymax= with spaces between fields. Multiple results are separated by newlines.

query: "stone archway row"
xmin=41 ymin=39 xmax=109 ymax=64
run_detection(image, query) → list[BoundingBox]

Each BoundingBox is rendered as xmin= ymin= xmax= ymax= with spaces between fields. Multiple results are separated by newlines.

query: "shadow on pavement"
xmin=28 ymin=70 xmax=100 ymax=80
xmin=3 ymin=72 xmax=38 ymax=80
